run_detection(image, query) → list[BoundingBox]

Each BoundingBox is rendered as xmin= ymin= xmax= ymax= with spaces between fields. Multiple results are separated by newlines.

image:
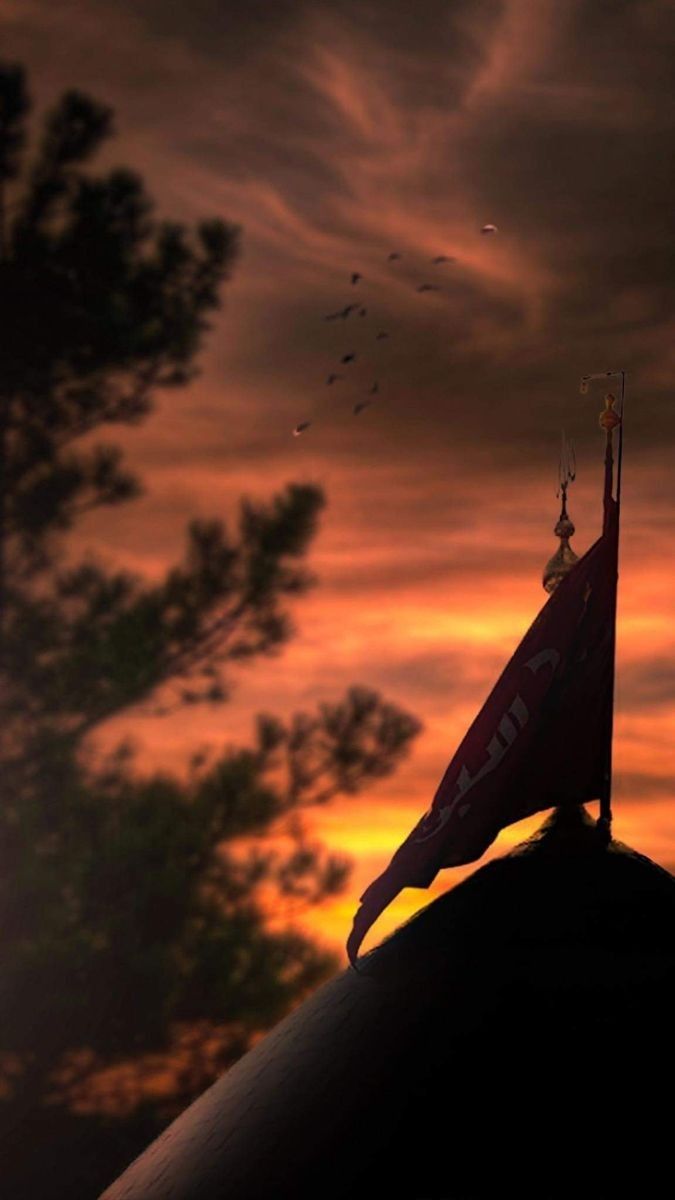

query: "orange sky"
xmin=4 ymin=0 xmax=675 ymax=960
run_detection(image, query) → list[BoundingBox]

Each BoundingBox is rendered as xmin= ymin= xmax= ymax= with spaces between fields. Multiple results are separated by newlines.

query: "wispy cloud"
xmin=3 ymin=0 xmax=675 ymax=951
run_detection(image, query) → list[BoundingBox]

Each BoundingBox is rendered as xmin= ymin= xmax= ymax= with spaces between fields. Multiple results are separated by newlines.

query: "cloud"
xmin=618 ymin=659 xmax=675 ymax=712
xmin=613 ymin=771 xmax=675 ymax=801
xmin=3 ymin=0 xmax=675 ymax=944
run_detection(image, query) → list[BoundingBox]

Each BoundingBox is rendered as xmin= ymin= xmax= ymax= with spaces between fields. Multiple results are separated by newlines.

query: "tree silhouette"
xmin=0 ymin=65 xmax=421 ymax=1197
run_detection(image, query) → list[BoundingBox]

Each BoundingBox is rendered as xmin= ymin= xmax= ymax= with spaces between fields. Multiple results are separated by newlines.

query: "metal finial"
xmin=580 ymin=370 xmax=619 ymax=395
xmin=543 ymin=432 xmax=578 ymax=593
xmin=599 ymin=392 xmax=621 ymax=435
xmin=557 ymin=430 xmax=576 ymax=497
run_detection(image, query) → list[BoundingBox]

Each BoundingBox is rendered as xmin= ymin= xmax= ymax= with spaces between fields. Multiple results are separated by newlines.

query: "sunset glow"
xmin=5 ymin=0 xmax=675 ymax=968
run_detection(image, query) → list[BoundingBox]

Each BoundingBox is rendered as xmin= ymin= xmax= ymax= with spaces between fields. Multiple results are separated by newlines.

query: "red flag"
xmin=347 ymin=500 xmax=619 ymax=964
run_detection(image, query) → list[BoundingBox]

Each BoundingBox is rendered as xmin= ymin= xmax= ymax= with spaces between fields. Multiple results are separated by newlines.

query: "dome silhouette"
xmin=100 ymin=805 xmax=675 ymax=1199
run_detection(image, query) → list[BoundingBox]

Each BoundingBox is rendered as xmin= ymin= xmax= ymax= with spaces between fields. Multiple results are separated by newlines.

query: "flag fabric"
xmin=347 ymin=498 xmax=619 ymax=964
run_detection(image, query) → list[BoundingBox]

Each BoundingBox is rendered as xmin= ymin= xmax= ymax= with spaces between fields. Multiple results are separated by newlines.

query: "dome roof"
xmin=101 ymin=805 xmax=675 ymax=1199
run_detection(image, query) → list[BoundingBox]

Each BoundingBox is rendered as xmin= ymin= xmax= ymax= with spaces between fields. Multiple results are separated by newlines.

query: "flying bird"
xmin=370 ymin=381 xmax=379 ymax=394
xmin=353 ymin=401 xmax=372 ymax=416
xmin=326 ymin=373 xmax=343 ymax=385
xmin=341 ymin=353 xmax=357 ymax=364
xmin=376 ymin=331 xmax=389 ymax=340
xmin=324 ymin=303 xmax=359 ymax=321
xmin=351 ymin=272 xmax=362 ymax=285
xmin=432 ymin=255 xmax=455 ymax=264
xmin=387 ymin=252 xmax=402 ymax=261
xmin=293 ymin=422 xmax=311 ymax=436
xmin=481 ymin=224 xmax=498 ymax=235
xmin=416 ymin=283 xmax=440 ymax=292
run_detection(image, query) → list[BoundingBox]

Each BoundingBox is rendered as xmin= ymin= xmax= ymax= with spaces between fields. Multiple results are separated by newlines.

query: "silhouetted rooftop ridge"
xmin=100 ymin=804 xmax=675 ymax=1200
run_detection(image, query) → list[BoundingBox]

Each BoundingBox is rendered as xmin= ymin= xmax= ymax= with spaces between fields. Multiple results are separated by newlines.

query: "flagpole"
xmin=580 ymin=370 xmax=626 ymax=837
xmin=616 ymin=370 xmax=626 ymax=506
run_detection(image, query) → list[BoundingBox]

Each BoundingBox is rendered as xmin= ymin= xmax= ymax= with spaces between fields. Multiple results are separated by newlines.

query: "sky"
xmin=4 ymin=0 xmax=675 ymax=958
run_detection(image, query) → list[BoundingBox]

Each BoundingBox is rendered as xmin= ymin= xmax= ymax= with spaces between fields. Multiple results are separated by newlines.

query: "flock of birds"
xmin=292 ymin=224 xmax=499 ymax=436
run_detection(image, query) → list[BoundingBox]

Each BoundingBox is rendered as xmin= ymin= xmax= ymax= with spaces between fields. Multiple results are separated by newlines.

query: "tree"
xmin=0 ymin=65 xmax=421 ymax=1196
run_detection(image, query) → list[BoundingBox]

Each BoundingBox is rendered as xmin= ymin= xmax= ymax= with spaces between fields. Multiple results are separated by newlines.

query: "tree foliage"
xmin=0 ymin=64 xmax=421 ymax=1196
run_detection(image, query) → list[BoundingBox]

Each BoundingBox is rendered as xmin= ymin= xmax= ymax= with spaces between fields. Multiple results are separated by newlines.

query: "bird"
xmin=432 ymin=255 xmax=455 ymax=264
xmin=376 ymin=331 xmax=389 ymax=340
xmin=324 ymin=303 xmax=359 ymax=321
xmin=369 ymin=381 xmax=379 ymax=395
xmin=416 ymin=283 xmax=440 ymax=292
xmin=353 ymin=401 xmax=372 ymax=416
xmin=341 ymin=353 xmax=357 ymax=364
xmin=358 ymin=307 xmax=367 ymax=316
xmin=351 ymin=272 xmax=362 ymax=285
xmin=293 ymin=422 xmax=311 ymax=436
xmin=481 ymin=224 xmax=498 ymax=235
xmin=326 ymin=373 xmax=343 ymax=385
xmin=387 ymin=252 xmax=402 ymax=261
